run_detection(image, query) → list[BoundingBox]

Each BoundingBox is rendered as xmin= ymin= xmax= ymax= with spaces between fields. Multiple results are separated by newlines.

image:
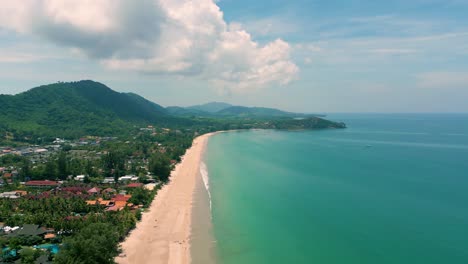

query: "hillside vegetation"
xmin=0 ymin=80 xmax=345 ymax=143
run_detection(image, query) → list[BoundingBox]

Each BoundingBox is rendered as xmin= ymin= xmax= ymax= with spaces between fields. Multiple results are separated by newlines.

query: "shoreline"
xmin=115 ymin=132 xmax=216 ymax=264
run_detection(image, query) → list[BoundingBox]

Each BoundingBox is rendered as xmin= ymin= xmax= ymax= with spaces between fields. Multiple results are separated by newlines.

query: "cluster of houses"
xmin=0 ymin=166 xmax=18 ymax=185
xmin=85 ymin=185 xmax=144 ymax=212
xmin=1 ymin=145 xmax=56 ymax=159
xmin=53 ymin=184 xmax=145 ymax=211
xmin=0 ymin=136 xmax=118 ymax=159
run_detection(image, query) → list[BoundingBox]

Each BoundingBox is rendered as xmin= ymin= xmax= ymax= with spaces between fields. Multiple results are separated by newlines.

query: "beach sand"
xmin=116 ymin=133 xmax=214 ymax=264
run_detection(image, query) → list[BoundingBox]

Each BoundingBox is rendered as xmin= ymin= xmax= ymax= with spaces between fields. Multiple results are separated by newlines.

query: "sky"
xmin=0 ymin=0 xmax=467 ymax=113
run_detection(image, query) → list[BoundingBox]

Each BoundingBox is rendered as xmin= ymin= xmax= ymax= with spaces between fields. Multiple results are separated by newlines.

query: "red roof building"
xmin=25 ymin=180 xmax=60 ymax=187
xmin=112 ymin=194 xmax=132 ymax=202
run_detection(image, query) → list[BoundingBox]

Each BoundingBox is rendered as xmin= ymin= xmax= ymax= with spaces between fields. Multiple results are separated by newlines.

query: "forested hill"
xmin=0 ymin=80 xmax=345 ymax=142
xmin=0 ymin=80 xmax=179 ymax=138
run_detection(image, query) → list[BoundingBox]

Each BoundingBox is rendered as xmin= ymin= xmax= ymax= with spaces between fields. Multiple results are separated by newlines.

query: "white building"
xmin=74 ymin=175 xmax=86 ymax=181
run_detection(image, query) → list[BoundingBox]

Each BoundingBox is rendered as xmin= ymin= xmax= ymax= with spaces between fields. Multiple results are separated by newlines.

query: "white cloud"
xmin=0 ymin=0 xmax=298 ymax=92
xmin=236 ymin=17 xmax=299 ymax=37
xmin=0 ymin=52 xmax=59 ymax=63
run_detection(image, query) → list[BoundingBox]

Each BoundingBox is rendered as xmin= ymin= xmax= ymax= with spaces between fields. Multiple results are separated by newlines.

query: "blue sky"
xmin=0 ymin=0 xmax=467 ymax=112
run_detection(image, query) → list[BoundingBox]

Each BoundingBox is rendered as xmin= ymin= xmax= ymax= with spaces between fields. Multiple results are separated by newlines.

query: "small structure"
xmin=118 ymin=175 xmax=134 ymax=182
xmin=102 ymin=177 xmax=115 ymax=184
xmin=74 ymin=175 xmax=86 ymax=181
xmin=14 ymin=190 xmax=28 ymax=196
xmin=87 ymin=198 xmax=113 ymax=207
xmin=87 ymin=187 xmax=101 ymax=194
xmin=86 ymin=200 xmax=98 ymax=206
xmin=0 ymin=191 xmax=20 ymax=199
xmin=44 ymin=233 xmax=56 ymax=240
xmin=113 ymin=194 xmax=132 ymax=202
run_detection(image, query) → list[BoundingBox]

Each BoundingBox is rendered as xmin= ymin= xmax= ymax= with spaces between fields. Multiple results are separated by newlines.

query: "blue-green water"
xmin=204 ymin=114 xmax=468 ymax=264
xmin=34 ymin=243 xmax=59 ymax=254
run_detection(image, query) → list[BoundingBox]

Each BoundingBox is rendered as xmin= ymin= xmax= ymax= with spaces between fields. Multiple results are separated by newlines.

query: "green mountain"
xmin=165 ymin=106 xmax=210 ymax=116
xmin=186 ymin=102 xmax=232 ymax=113
xmin=124 ymin=92 xmax=168 ymax=115
xmin=216 ymin=106 xmax=304 ymax=118
xmin=172 ymin=102 xmax=318 ymax=118
xmin=0 ymin=80 xmax=174 ymax=138
xmin=0 ymin=80 xmax=345 ymax=142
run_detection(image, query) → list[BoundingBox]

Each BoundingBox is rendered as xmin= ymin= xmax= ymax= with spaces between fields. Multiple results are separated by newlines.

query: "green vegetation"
xmin=54 ymin=223 xmax=120 ymax=264
xmin=0 ymin=80 xmax=344 ymax=145
xmin=0 ymin=80 xmax=186 ymax=142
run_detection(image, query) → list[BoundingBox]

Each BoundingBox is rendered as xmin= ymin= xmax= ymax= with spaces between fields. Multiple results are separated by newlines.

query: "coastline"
xmin=115 ymin=132 xmax=216 ymax=264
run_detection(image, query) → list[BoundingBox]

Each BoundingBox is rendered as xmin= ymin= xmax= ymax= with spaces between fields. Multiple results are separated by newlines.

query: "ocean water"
xmin=203 ymin=114 xmax=468 ymax=264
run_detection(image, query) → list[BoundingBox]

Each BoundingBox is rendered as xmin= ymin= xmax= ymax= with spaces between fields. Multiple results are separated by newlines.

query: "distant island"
xmin=0 ymin=80 xmax=345 ymax=264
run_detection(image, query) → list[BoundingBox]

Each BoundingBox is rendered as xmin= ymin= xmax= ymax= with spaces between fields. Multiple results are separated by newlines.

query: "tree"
xmin=0 ymin=237 xmax=7 ymax=249
xmin=20 ymin=160 xmax=32 ymax=181
xmin=149 ymin=154 xmax=171 ymax=182
xmin=54 ymin=223 xmax=120 ymax=264
xmin=19 ymin=247 xmax=40 ymax=264
xmin=102 ymin=151 xmax=125 ymax=179
xmin=128 ymin=188 xmax=151 ymax=207
xmin=57 ymin=151 xmax=68 ymax=179
xmin=44 ymin=160 xmax=57 ymax=179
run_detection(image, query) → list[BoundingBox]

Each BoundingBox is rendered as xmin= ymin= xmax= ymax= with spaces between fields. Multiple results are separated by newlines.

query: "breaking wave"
xmin=200 ymin=162 xmax=212 ymax=211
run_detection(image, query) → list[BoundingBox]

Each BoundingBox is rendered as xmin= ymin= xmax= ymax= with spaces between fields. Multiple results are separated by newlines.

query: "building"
xmin=118 ymin=175 xmax=134 ymax=182
xmin=74 ymin=175 xmax=86 ymax=181
xmin=15 ymin=190 xmax=28 ymax=196
xmin=102 ymin=177 xmax=115 ymax=184
xmin=0 ymin=191 xmax=20 ymax=199
xmin=87 ymin=187 xmax=101 ymax=194
xmin=25 ymin=180 xmax=60 ymax=188
xmin=7 ymin=224 xmax=47 ymax=238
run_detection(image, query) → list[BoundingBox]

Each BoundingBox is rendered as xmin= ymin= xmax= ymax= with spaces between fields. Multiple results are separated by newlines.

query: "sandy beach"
xmin=116 ymin=133 xmax=214 ymax=264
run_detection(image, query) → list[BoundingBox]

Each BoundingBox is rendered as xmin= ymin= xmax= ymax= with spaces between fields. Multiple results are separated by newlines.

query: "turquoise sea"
xmin=203 ymin=114 xmax=468 ymax=264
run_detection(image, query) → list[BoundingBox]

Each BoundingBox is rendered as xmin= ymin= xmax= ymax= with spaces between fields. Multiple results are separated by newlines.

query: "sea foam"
xmin=200 ymin=161 xmax=212 ymax=211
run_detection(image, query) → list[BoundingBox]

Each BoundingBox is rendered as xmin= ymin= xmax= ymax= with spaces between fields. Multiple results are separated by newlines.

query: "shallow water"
xmin=204 ymin=114 xmax=468 ymax=264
